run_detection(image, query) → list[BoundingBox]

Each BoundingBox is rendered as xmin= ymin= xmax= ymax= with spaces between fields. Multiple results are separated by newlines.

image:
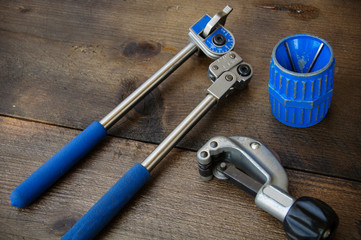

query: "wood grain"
xmin=0 ymin=0 xmax=360 ymax=181
xmin=1 ymin=116 xmax=360 ymax=239
xmin=0 ymin=0 xmax=360 ymax=239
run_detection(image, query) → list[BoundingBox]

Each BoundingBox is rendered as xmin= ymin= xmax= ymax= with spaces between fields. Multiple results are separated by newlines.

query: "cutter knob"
xmin=284 ymin=196 xmax=339 ymax=240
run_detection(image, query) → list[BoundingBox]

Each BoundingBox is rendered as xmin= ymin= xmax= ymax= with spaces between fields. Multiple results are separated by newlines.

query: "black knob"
xmin=212 ymin=34 xmax=226 ymax=46
xmin=283 ymin=197 xmax=339 ymax=240
xmin=237 ymin=64 xmax=251 ymax=76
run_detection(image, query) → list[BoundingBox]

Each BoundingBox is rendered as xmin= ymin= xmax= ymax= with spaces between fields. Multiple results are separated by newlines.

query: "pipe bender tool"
xmin=62 ymin=50 xmax=253 ymax=239
xmin=11 ymin=6 xmax=235 ymax=208
xmin=197 ymin=136 xmax=339 ymax=240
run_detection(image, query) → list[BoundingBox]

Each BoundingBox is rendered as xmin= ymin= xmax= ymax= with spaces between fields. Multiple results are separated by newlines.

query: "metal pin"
xmin=225 ymin=74 xmax=233 ymax=81
xmin=219 ymin=162 xmax=227 ymax=170
xmin=284 ymin=41 xmax=296 ymax=72
xmin=307 ymin=43 xmax=324 ymax=73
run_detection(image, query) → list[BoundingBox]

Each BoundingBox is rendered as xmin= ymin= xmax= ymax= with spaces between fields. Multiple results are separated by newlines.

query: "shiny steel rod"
xmin=141 ymin=94 xmax=217 ymax=172
xmin=307 ymin=43 xmax=324 ymax=73
xmin=284 ymin=41 xmax=296 ymax=72
xmin=100 ymin=42 xmax=198 ymax=129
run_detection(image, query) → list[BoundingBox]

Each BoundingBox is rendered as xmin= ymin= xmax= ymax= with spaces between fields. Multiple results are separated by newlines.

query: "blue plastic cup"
xmin=269 ymin=34 xmax=335 ymax=127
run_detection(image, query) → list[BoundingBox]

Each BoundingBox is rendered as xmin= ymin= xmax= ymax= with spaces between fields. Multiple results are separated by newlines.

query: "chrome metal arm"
xmin=142 ymin=51 xmax=253 ymax=172
xmin=100 ymin=43 xmax=197 ymax=129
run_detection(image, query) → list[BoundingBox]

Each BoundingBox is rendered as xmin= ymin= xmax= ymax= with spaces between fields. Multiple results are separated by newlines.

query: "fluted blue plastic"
xmin=269 ymin=34 xmax=335 ymax=127
xmin=10 ymin=121 xmax=107 ymax=208
xmin=61 ymin=163 xmax=150 ymax=240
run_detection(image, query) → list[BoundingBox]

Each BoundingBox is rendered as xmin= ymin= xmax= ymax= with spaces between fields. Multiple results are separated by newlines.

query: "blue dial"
xmin=189 ymin=14 xmax=235 ymax=58
xmin=204 ymin=27 xmax=234 ymax=54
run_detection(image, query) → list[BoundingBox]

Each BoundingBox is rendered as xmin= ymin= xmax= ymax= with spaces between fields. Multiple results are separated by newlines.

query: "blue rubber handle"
xmin=10 ymin=121 xmax=107 ymax=208
xmin=61 ymin=163 xmax=150 ymax=240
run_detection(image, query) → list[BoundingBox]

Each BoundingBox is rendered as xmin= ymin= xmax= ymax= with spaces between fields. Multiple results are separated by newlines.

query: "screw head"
xmin=250 ymin=142 xmax=261 ymax=150
xmin=212 ymin=34 xmax=226 ymax=46
xmin=212 ymin=65 xmax=219 ymax=70
xmin=237 ymin=64 xmax=251 ymax=76
xmin=219 ymin=162 xmax=227 ymax=171
xmin=229 ymin=53 xmax=236 ymax=59
xmin=225 ymin=74 xmax=233 ymax=81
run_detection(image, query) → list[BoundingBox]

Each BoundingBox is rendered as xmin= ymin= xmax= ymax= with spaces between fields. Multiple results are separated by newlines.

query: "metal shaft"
xmin=284 ymin=41 xmax=296 ymax=72
xmin=141 ymin=94 xmax=217 ymax=172
xmin=100 ymin=42 xmax=198 ymax=130
xmin=307 ymin=43 xmax=324 ymax=73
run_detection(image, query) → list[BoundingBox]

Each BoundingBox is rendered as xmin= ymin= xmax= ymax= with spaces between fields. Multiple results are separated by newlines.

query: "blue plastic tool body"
xmin=269 ymin=34 xmax=335 ymax=127
xmin=191 ymin=15 xmax=211 ymax=34
xmin=10 ymin=121 xmax=107 ymax=208
xmin=204 ymin=27 xmax=234 ymax=54
xmin=61 ymin=163 xmax=150 ymax=240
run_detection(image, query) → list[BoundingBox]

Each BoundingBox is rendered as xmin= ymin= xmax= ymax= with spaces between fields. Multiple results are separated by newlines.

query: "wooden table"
xmin=1 ymin=1 xmax=360 ymax=239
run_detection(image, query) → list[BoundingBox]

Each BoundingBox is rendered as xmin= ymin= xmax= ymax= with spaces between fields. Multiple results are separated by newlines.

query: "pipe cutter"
xmin=197 ymin=136 xmax=339 ymax=240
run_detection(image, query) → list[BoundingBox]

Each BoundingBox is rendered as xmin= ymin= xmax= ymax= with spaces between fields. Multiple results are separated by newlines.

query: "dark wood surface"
xmin=0 ymin=0 xmax=360 ymax=239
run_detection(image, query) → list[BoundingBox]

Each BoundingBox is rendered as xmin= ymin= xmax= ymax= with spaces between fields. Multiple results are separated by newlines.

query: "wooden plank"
xmin=0 ymin=116 xmax=360 ymax=239
xmin=0 ymin=1 xmax=360 ymax=182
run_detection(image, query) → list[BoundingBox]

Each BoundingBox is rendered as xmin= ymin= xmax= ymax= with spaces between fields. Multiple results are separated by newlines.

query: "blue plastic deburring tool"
xmin=10 ymin=121 xmax=107 ymax=208
xmin=61 ymin=163 xmax=150 ymax=240
xmin=269 ymin=34 xmax=335 ymax=127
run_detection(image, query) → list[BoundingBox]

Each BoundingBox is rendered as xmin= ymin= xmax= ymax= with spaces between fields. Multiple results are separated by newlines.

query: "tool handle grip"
xmin=10 ymin=121 xmax=107 ymax=208
xmin=283 ymin=196 xmax=339 ymax=240
xmin=61 ymin=163 xmax=150 ymax=240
